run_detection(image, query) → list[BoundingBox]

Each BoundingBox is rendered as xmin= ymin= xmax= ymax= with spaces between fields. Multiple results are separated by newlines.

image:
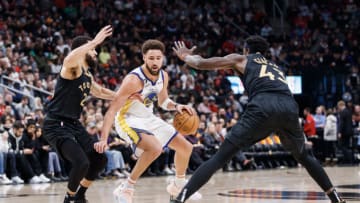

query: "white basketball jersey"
xmin=120 ymin=67 xmax=165 ymax=117
xmin=114 ymin=67 xmax=176 ymax=146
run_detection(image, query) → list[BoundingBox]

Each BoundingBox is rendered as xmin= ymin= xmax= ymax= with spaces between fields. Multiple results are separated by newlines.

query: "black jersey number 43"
xmin=255 ymin=57 xmax=287 ymax=84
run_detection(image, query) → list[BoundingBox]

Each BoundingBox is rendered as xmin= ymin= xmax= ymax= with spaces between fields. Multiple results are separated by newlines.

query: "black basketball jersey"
xmin=239 ymin=54 xmax=292 ymax=100
xmin=46 ymin=69 xmax=92 ymax=120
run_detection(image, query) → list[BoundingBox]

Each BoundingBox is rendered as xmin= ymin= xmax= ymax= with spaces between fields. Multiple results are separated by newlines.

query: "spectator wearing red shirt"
xmin=303 ymin=107 xmax=316 ymax=137
xmin=208 ymin=96 xmax=218 ymax=113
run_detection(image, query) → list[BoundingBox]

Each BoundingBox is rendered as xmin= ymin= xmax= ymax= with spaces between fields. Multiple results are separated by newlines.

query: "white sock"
xmin=174 ymin=175 xmax=186 ymax=188
xmin=125 ymin=177 xmax=136 ymax=189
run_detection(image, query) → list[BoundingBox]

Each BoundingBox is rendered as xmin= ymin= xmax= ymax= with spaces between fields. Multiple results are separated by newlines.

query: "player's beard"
xmin=85 ymin=54 xmax=97 ymax=68
xmin=145 ymin=63 xmax=160 ymax=76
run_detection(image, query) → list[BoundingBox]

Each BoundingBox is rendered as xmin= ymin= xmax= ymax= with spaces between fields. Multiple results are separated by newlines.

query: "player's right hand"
xmin=94 ymin=140 xmax=108 ymax=153
xmin=173 ymin=41 xmax=197 ymax=61
xmin=93 ymin=25 xmax=113 ymax=45
xmin=176 ymin=104 xmax=195 ymax=115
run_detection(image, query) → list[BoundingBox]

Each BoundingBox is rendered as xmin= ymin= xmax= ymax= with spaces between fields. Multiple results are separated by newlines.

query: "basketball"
xmin=173 ymin=110 xmax=200 ymax=135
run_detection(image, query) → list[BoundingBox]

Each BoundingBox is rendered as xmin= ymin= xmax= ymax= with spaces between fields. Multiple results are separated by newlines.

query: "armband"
xmin=160 ymin=98 xmax=172 ymax=110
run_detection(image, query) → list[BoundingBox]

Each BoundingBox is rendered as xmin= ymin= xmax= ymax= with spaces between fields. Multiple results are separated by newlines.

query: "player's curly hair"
xmin=71 ymin=35 xmax=92 ymax=50
xmin=244 ymin=35 xmax=269 ymax=55
xmin=142 ymin=39 xmax=165 ymax=55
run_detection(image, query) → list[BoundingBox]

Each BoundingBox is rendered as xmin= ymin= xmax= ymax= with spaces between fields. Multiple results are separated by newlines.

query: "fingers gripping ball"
xmin=173 ymin=110 xmax=200 ymax=135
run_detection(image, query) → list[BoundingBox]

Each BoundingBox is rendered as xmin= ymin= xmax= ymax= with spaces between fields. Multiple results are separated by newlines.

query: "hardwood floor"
xmin=1 ymin=166 xmax=359 ymax=203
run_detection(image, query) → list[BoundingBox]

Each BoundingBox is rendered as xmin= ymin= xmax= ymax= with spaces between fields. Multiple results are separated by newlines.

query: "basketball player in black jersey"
xmin=43 ymin=25 xmax=115 ymax=203
xmin=170 ymin=36 xmax=345 ymax=203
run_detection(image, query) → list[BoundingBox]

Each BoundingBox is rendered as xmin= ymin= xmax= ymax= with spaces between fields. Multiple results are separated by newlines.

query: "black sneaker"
xmin=60 ymin=175 xmax=69 ymax=181
xmin=169 ymin=195 xmax=184 ymax=203
xmin=50 ymin=175 xmax=61 ymax=182
xmin=63 ymin=194 xmax=76 ymax=203
xmin=63 ymin=194 xmax=88 ymax=203
xmin=74 ymin=198 xmax=88 ymax=203
xmin=169 ymin=200 xmax=183 ymax=203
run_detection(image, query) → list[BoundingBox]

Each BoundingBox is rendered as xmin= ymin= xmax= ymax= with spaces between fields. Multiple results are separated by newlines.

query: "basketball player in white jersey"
xmin=94 ymin=39 xmax=201 ymax=203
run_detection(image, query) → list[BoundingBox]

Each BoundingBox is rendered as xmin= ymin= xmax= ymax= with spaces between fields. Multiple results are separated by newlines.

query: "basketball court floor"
xmin=1 ymin=166 xmax=359 ymax=203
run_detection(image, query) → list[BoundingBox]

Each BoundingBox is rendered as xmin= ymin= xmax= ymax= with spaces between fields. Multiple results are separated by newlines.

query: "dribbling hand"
xmin=176 ymin=104 xmax=195 ymax=115
xmin=93 ymin=25 xmax=113 ymax=46
xmin=94 ymin=140 xmax=108 ymax=154
xmin=172 ymin=41 xmax=196 ymax=61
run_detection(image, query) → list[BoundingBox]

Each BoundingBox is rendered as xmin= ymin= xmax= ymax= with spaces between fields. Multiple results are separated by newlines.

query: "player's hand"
xmin=94 ymin=140 xmax=108 ymax=153
xmin=176 ymin=104 xmax=194 ymax=115
xmin=93 ymin=25 xmax=113 ymax=45
xmin=172 ymin=41 xmax=197 ymax=61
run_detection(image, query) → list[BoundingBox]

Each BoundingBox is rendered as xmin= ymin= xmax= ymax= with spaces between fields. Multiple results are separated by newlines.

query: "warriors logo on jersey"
xmin=143 ymin=92 xmax=158 ymax=108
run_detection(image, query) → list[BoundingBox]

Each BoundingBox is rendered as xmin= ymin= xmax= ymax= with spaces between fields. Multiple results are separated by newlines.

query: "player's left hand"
xmin=94 ymin=140 xmax=108 ymax=153
xmin=176 ymin=104 xmax=194 ymax=115
xmin=173 ymin=41 xmax=197 ymax=61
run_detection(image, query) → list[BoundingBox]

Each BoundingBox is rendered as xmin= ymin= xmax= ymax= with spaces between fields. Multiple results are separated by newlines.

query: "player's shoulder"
xmin=120 ymin=74 xmax=143 ymax=93
xmin=126 ymin=73 xmax=143 ymax=82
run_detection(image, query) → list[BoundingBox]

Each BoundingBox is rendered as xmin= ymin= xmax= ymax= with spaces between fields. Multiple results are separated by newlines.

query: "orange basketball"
xmin=173 ymin=110 xmax=200 ymax=135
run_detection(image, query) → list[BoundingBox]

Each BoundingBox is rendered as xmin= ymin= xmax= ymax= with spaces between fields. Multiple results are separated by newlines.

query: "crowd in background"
xmin=0 ymin=0 xmax=359 ymax=185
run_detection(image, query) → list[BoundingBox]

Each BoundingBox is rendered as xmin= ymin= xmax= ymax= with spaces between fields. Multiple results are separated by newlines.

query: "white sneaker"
xmin=167 ymin=179 xmax=202 ymax=201
xmin=29 ymin=176 xmax=42 ymax=184
xmin=0 ymin=174 xmax=12 ymax=185
xmin=11 ymin=176 xmax=24 ymax=184
xmin=164 ymin=167 xmax=175 ymax=175
xmin=38 ymin=174 xmax=51 ymax=183
xmin=113 ymin=182 xmax=134 ymax=203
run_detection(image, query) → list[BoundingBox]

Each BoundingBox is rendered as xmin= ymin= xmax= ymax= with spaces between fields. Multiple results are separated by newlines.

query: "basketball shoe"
xmin=167 ymin=178 xmax=202 ymax=201
xmin=63 ymin=193 xmax=88 ymax=203
xmin=113 ymin=181 xmax=134 ymax=203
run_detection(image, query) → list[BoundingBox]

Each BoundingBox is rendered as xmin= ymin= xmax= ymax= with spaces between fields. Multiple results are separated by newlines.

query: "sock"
xmin=327 ymin=188 xmax=343 ymax=202
xmin=125 ymin=177 xmax=136 ymax=189
xmin=175 ymin=175 xmax=186 ymax=188
xmin=76 ymin=184 xmax=88 ymax=198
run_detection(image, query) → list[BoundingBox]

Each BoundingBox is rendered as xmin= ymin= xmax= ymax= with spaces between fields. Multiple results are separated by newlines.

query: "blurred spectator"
xmin=303 ymin=107 xmax=316 ymax=137
xmin=323 ymin=109 xmax=338 ymax=165
xmin=34 ymin=126 xmax=64 ymax=182
xmin=15 ymin=96 xmax=32 ymax=119
xmin=185 ymin=132 xmax=205 ymax=171
xmin=22 ymin=119 xmax=50 ymax=183
xmin=8 ymin=121 xmax=34 ymax=183
xmin=202 ymin=123 xmax=221 ymax=160
xmin=197 ymin=97 xmax=211 ymax=114
xmin=337 ymin=100 xmax=354 ymax=164
xmin=0 ymin=129 xmax=12 ymax=184
xmin=345 ymin=66 xmax=360 ymax=104
xmin=314 ymin=106 xmax=326 ymax=137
